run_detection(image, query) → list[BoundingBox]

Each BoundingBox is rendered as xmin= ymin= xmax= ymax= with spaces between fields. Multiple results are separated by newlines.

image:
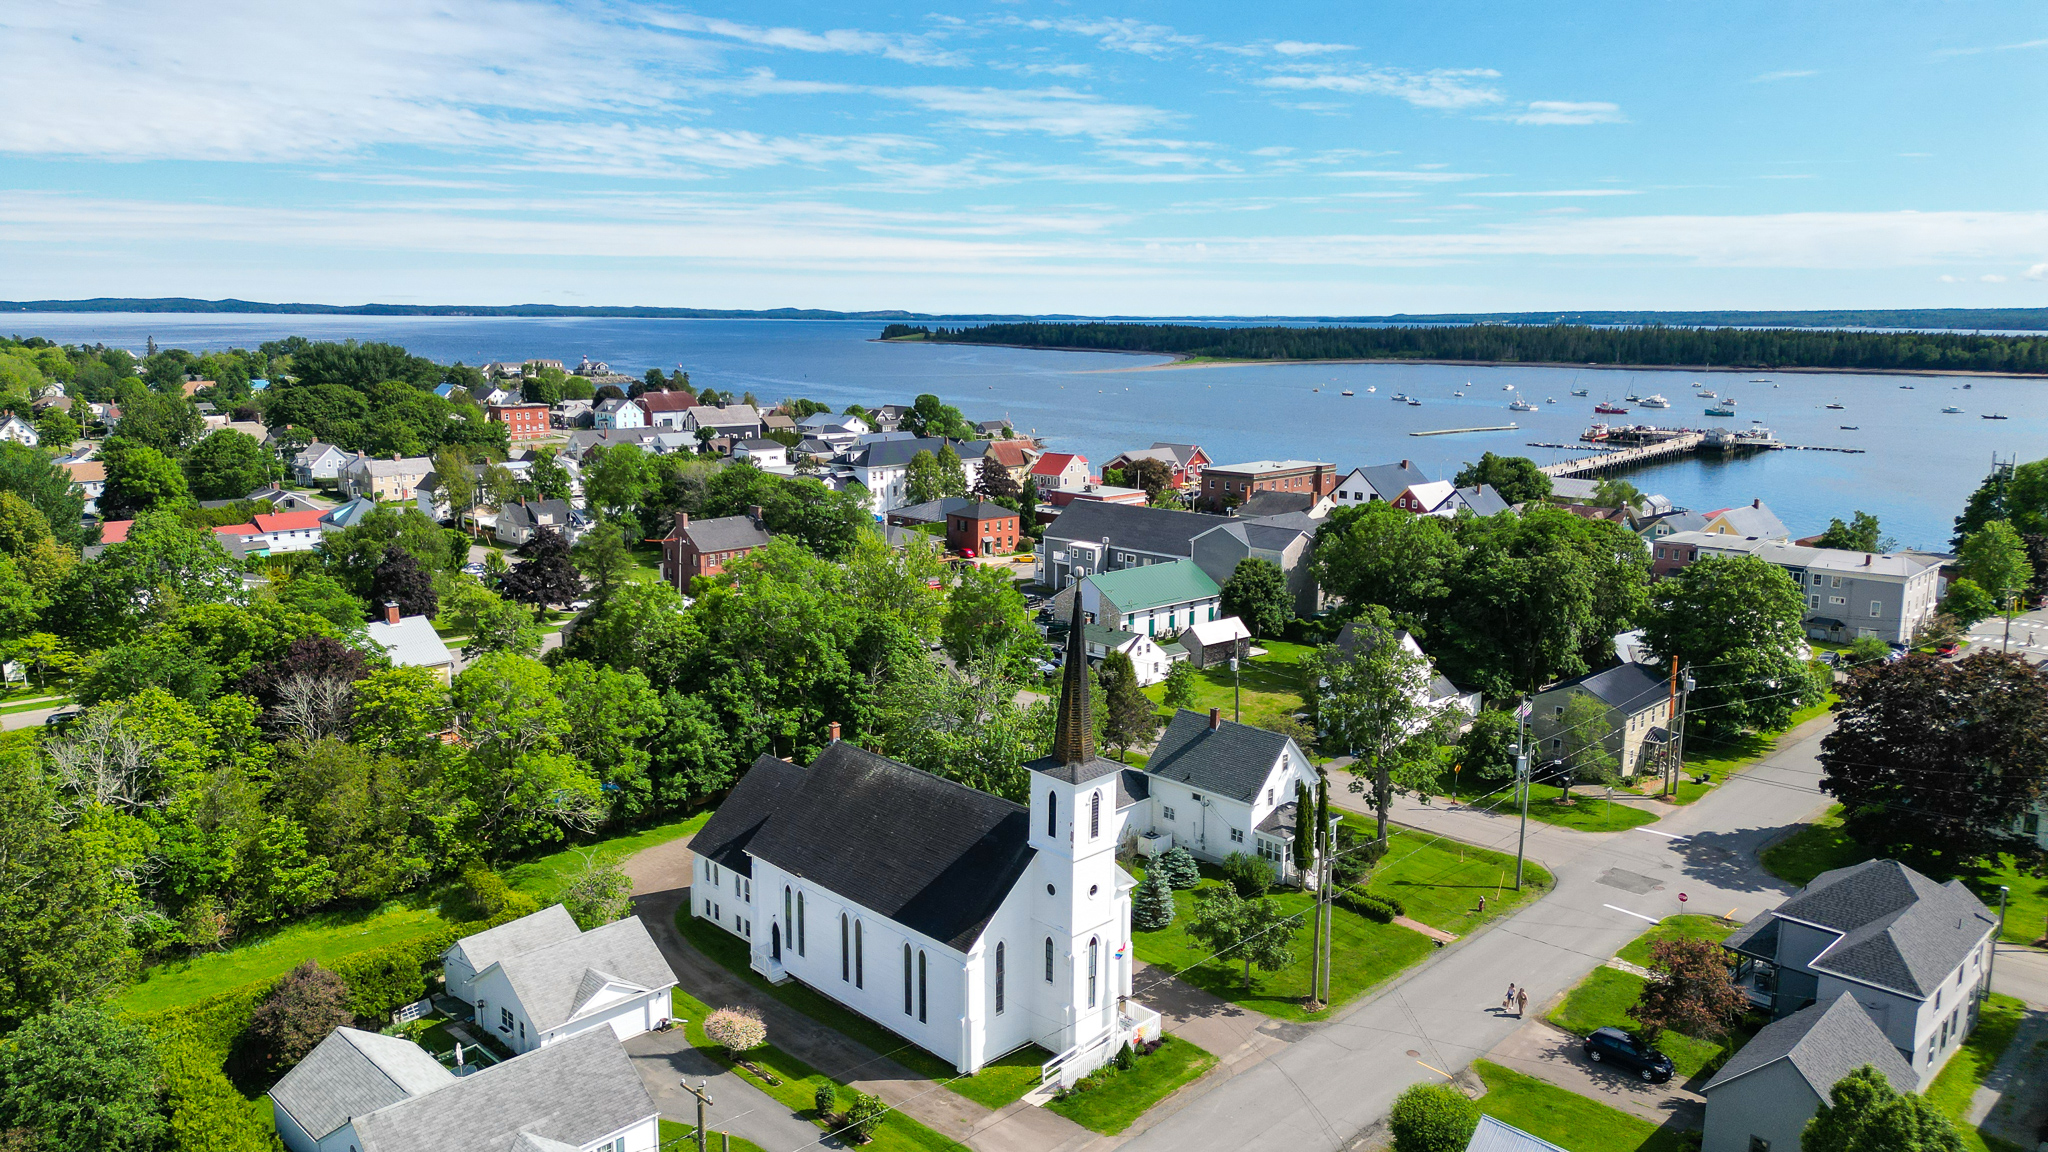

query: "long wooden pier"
xmin=1410 ymin=424 xmax=1520 ymax=437
xmin=1540 ymin=432 xmax=1704 ymax=477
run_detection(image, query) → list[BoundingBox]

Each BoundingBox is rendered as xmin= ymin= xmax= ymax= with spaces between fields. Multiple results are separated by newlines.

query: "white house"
xmin=442 ymin=905 xmax=675 ymax=1056
xmin=837 ymin=437 xmax=986 ymax=515
xmin=594 ymin=397 xmax=646 ymax=431
xmin=270 ymin=1026 xmax=658 ymax=1152
xmin=291 ymin=442 xmax=352 ymax=483
xmin=1333 ymin=623 xmax=1483 ymax=723
xmin=732 ymin=438 xmax=789 ymax=469
xmin=1082 ymin=624 xmax=1178 ymax=687
xmin=366 ymin=603 xmax=457 ymax=683
xmin=692 ymin=603 xmax=1317 ymax=1086
xmin=250 ymin=509 xmax=327 ymax=554
xmin=0 ymin=413 xmax=39 ymax=447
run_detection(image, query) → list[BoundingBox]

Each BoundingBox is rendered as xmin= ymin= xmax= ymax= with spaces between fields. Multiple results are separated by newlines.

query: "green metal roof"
xmin=1084 ymin=560 xmax=1222 ymax=613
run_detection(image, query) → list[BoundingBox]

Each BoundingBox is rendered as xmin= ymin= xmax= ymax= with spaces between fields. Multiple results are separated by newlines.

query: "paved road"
xmin=1121 ymin=717 xmax=1844 ymax=1152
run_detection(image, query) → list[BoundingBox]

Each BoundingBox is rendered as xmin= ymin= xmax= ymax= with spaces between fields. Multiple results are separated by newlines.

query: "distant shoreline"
xmin=881 ymin=337 xmax=2048 ymax=380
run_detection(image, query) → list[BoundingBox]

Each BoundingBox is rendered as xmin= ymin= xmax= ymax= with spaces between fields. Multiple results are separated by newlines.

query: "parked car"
xmin=462 ymin=562 xmax=487 ymax=575
xmin=1583 ymin=1027 xmax=1674 ymax=1083
xmin=1937 ymin=642 xmax=1960 ymax=656
xmin=42 ymin=710 xmax=80 ymax=729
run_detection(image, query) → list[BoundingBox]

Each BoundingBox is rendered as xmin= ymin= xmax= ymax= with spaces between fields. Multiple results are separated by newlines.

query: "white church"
xmin=692 ymin=599 xmax=1320 ymax=1084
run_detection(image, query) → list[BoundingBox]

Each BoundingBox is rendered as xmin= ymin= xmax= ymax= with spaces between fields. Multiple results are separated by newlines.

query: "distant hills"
xmin=1 ymin=298 xmax=2044 ymax=331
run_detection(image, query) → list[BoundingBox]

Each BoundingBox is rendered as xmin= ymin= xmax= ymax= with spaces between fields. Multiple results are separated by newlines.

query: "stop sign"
xmin=1678 ymin=893 xmax=1689 ymax=903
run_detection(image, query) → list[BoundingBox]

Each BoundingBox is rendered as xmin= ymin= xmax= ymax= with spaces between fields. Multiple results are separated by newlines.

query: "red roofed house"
xmin=1108 ymin=443 xmax=1210 ymax=490
xmin=251 ymin=509 xmax=328 ymax=553
xmin=98 ymin=519 xmax=133 ymax=544
xmin=487 ymin=402 xmax=552 ymax=441
xmin=983 ymin=439 xmax=1038 ymax=484
xmin=635 ymin=390 xmax=700 ymax=429
xmin=1029 ymin=452 xmax=1090 ymax=490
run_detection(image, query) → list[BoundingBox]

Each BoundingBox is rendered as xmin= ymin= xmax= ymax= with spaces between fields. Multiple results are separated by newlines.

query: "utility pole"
xmin=1230 ymin=656 xmax=1241 ymax=723
xmin=681 ymin=1080 xmax=715 ymax=1152
xmin=1308 ymin=780 xmax=1324 ymax=1010
xmin=1673 ymin=668 xmax=1694 ymax=795
xmin=1986 ymin=885 xmax=2009 ymax=1003
xmin=1513 ymin=700 xmax=1531 ymax=891
xmin=1663 ymin=656 xmax=1679 ymax=799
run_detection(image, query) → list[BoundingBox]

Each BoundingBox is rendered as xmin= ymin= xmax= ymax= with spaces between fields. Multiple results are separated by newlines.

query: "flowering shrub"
xmin=704 ymin=1006 xmax=767 ymax=1054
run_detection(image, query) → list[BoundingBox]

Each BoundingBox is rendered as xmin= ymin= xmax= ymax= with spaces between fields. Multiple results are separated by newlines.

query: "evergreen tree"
xmin=1161 ymin=660 xmax=1199 ymax=710
xmin=1292 ymin=781 xmax=1315 ymax=873
xmin=1803 ymin=1066 xmax=1961 ymax=1152
xmin=1098 ymin=649 xmax=1160 ymax=758
xmin=936 ymin=445 xmax=968 ymax=497
xmin=1132 ymin=868 xmax=1176 ymax=931
xmin=1156 ymin=845 xmax=1201 ymax=890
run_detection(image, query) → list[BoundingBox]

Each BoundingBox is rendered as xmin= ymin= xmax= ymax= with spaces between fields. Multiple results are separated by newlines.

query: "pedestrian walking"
xmin=1477 ymin=895 xmax=1486 ymax=915
xmin=1503 ymin=983 xmax=1516 ymax=1013
xmin=1516 ymin=987 xmax=1528 ymax=1017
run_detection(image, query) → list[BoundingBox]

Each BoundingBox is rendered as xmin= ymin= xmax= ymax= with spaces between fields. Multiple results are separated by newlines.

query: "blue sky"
xmin=2 ymin=0 xmax=2044 ymax=313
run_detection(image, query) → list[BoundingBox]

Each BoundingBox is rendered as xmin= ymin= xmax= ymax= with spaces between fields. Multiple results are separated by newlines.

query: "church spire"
xmin=1053 ymin=592 xmax=1097 ymax=766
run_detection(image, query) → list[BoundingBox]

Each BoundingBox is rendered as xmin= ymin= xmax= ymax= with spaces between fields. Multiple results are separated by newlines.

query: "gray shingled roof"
xmin=1465 ymin=1115 xmax=1570 ymax=1152
xmin=1454 ymin=484 xmax=1511 ymax=516
xmin=1040 ymin=499 xmax=1224 ymax=556
xmin=1350 ymin=461 xmax=1430 ymax=500
xmin=270 ymin=1027 xmax=456 ymax=1141
xmin=1703 ymin=993 xmax=1915 ymax=1097
xmin=890 ymin=496 xmax=974 ymax=524
xmin=1234 ymin=491 xmax=1316 ymax=518
xmin=693 ymin=755 xmax=807 ymax=876
xmin=1548 ymin=661 xmax=1668 ymax=715
xmin=729 ymin=741 xmax=1038 ymax=951
xmin=1770 ymin=859 xmax=1996 ymax=998
xmin=500 ymin=499 xmax=573 ymax=530
xmin=452 ymin=905 xmax=582 ymax=973
xmin=1199 ymin=518 xmax=1311 ymax=553
xmin=1145 ymin=709 xmax=1291 ymax=804
xmin=1114 ymin=769 xmax=1150 ymax=809
xmin=351 ymin=1029 xmax=657 ymax=1152
xmin=843 ymin=436 xmax=988 ymax=469
xmin=493 ymin=917 xmax=676 ymax=1033
xmin=676 ymin=512 xmax=771 ymax=554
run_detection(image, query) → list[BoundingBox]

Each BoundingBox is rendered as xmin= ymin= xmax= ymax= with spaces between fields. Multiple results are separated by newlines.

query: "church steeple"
xmin=1053 ymin=594 xmax=1097 ymax=765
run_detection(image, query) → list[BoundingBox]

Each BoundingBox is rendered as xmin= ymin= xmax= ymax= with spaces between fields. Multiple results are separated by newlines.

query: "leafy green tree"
xmin=182 ymin=429 xmax=279 ymax=499
xmin=0 ymin=747 xmax=136 ymax=1025
xmin=1308 ymin=608 xmax=1460 ymax=844
xmin=561 ymin=853 xmax=634 ymax=928
xmin=431 ymin=446 xmax=480 ymax=521
xmin=0 ymin=1005 xmax=166 ymax=1152
xmin=3 ymin=632 xmax=82 ymax=691
xmin=522 ymin=366 xmax=567 ymax=406
xmin=269 ymin=738 xmax=430 ymax=902
xmin=555 ymin=659 xmax=663 ymax=813
xmin=1132 ymin=868 xmax=1176 ymax=930
xmin=904 ymin=393 xmax=970 ymax=439
xmin=113 ymin=391 xmax=203 ymax=453
xmin=1183 ymin=886 xmax=1296 ymax=989
xmin=100 ymin=439 xmax=191 ymax=518
xmin=942 ymin=563 xmax=1043 ymax=674
xmin=974 ymin=460 xmax=1022 ymax=503
xmin=1311 ymin=500 xmax=1459 ymax=623
xmin=0 ymin=443 xmax=86 ymax=547
xmin=1221 ymin=851 xmax=1275 ymax=897
xmin=1958 ymin=520 xmax=2033 ymax=616
xmin=449 ymin=652 xmax=603 ymax=854
xmin=369 ymin=544 xmax=438 ymax=619
xmin=935 ymin=445 xmax=968 ymax=497
xmin=441 ymin=576 xmax=541 ymax=659
xmin=1162 ymin=659 xmax=1199 ymax=710
xmin=1591 ymin=477 xmax=1643 ymax=510
xmin=1630 ymin=937 xmax=1745 ymax=1045
xmin=1452 ymin=452 xmax=1550 ymax=504
xmin=1820 ymin=650 xmax=2048 ymax=863
xmin=1938 ymin=577 xmax=1996 ymax=626
xmin=582 ymin=444 xmax=653 ymax=522
xmin=844 ymin=529 xmax=947 ymax=645
xmin=868 ymin=646 xmax=1052 ymax=803
xmin=1221 ymin=557 xmax=1292 ymax=637
xmin=503 ymin=527 xmax=583 ymax=608
xmin=525 ymin=448 xmax=572 ymax=502
xmin=318 ymin=504 xmax=461 ymax=597
xmin=1803 ymin=1066 xmax=1961 ymax=1152
xmin=35 ymin=405 xmax=79 ymax=447
xmin=1552 ymin=691 xmax=1620 ymax=802
xmin=1815 ymin=510 xmax=1884 ymax=552
xmin=1641 ymin=554 xmax=1820 ymax=736
xmin=350 ymin=666 xmax=453 ymax=758
xmin=52 ymin=511 xmax=241 ymax=647
xmin=246 ymin=961 xmax=353 ymax=1073
xmin=268 ymin=570 xmax=368 ymax=630
xmin=1098 ymin=649 xmax=1160 ymax=759
xmin=1388 ymin=1083 xmax=1479 ymax=1152
xmin=1456 ymin=707 xmax=1521 ymax=783
xmin=570 ymin=520 xmax=636 ymax=604
xmin=905 ymin=450 xmax=941 ymax=506
xmin=1845 ymin=633 xmax=1891 ymax=666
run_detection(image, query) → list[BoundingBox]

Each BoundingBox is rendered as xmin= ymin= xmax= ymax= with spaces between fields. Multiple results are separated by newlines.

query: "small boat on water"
xmin=1964 ymin=383 xmax=1973 ymax=389
xmin=1508 ymin=396 xmax=1536 ymax=412
xmin=1407 ymin=399 xmax=1422 ymax=406
xmin=1705 ymin=404 xmax=1736 ymax=417
xmin=1452 ymin=390 xmax=1465 ymax=397
xmin=1595 ymin=401 xmax=1629 ymax=415
xmin=1750 ymin=378 xmax=1770 ymax=383
xmin=1983 ymin=413 xmax=2009 ymax=420
xmin=1942 ymin=406 xmax=1964 ymax=414
xmin=1366 ymin=386 xmax=1376 ymax=392
xmin=1697 ymin=388 xmax=1716 ymax=398
xmin=1624 ymin=392 xmax=1641 ymax=402
xmin=1503 ymin=383 xmax=1515 ymax=391
xmin=1639 ymin=394 xmax=1671 ymax=409
xmin=1825 ymin=402 xmax=1845 ymax=410
xmin=1546 ymin=397 xmax=1557 ymax=404
xmin=1391 ymin=392 xmax=1409 ymax=401
xmin=1900 ymin=385 xmax=1914 ymax=389
xmin=1570 ymin=388 xmax=1589 ymax=397
xmin=1840 ymin=425 xmax=1859 ymax=430
xmin=1339 ymin=390 xmax=1352 ymax=396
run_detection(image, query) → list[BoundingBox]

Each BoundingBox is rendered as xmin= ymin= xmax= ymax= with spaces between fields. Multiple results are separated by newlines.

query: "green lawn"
xmin=673 ymin=909 xmax=1043 ymax=1110
xmin=1434 ymin=775 xmax=1660 ymax=832
xmin=1141 ymin=641 xmax=1312 ymax=731
xmin=1925 ymin=993 xmax=2028 ymax=1152
xmin=666 ymin=983 xmax=963 ymax=1152
xmin=113 ymin=815 xmax=709 ymax=1014
xmin=1656 ymin=694 xmax=1838 ymax=805
xmin=1472 ymin=1060 xmax=1696 ymax=1152
xmin=1615 ymin=914 xmax=1736 ymax=967
xmin=1366 ymin=827 xmax=1555 ymax=936
xmin=1761 ymin=807 xmax=2048 ymax=946
xmin=660 ymin=1120 xmax=769 ymax=1152
xmin=111 ymin=899 xmax=451 ymax=1014
xmin=1045 ymin=1036 xmax=1218 ymax=1134
xmin=1132 ymin=875 xmax=1437 ymax=1022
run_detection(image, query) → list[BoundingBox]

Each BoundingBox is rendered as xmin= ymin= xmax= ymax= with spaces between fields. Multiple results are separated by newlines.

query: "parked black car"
xmin=1583 ymin=1027 xmax=1674 ymax=1083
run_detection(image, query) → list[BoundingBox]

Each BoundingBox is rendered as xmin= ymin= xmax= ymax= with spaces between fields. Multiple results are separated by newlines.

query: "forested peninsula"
xmin=882 ymin=321 xmax=2048 ymax=376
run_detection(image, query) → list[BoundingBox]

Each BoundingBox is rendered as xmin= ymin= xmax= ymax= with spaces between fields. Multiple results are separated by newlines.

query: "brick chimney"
xmin=1209 ymin=707 xmax=1222 ymax=730
xmin=383 ymin=600 xmax=401 ymax=625
xmin=828 ymin=722 xmax=841 ymax=743
xmin=749 ymin=504 xmax=765 ymax=526
xmin=1400 ymin=459 xmax=1410 ymax=469
xmin=1864 ymin=554 xmax=1872 ymax=566
xmin=677 ymin=512 xmax=689 ymax=528
xmin=1752 ymin=498 xmax=1761 ymax=508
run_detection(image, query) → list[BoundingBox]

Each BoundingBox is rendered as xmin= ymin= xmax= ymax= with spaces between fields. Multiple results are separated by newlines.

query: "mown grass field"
xmin=1141 ymin=640 xmax=1315 ymax=732
xmin=1365 ymin=827 xmax=1554 ymax=936
xmin=1044 ymin=1036 xmax=1217 ymax=1134
xmin=1546 ymin=915 xmax=1751 ymax=1080
xmin=1473 ymin=1060 xmax=1696 ymax=1152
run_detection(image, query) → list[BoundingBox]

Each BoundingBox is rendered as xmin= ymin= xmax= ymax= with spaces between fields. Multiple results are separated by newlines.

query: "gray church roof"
xmin=1703 ymin=993 xmax=1915 ymax=1097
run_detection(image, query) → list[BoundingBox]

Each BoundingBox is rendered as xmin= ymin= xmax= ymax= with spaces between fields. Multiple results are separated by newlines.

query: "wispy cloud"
xmin=1329 ymin=169 xmax=1489 ymax=183
xmin=1461 ymin=189 xmax=1642 ymax=197
xmin=1491 ymin=101 xmax=1627 ymax=125
xmin=1007 ymin=16 xmax=1207 ymax=58
xmin=2029 ymin=264 xmax=2048 ymax=281
xmin=1271 ymin=41 xmax=1354 ymax=56
xmin=882 ymin=86 xmax=1176 ymax=139
xmin=641 ymin=12 xmax=967 ymax=66
xmin=1259 ymin=66 xmax=1505 ymax=110
xmin=1935 ymin=37 xmax=2048 ymax=56
xmin=1750 ymin=69 xmax=1817 ymax=82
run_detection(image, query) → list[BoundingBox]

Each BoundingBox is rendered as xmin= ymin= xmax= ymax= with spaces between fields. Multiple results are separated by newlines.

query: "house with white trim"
xmin=441 ymin=905 xmax=675 ymax=1056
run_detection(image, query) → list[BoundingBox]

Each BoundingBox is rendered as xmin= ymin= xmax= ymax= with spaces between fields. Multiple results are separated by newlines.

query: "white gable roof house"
xmin=442 ymin=905 xmax=676 ymax=1057
xmin=366 ymin=603 xmax=456 ymax=683
xmin=271 ymin=1026 xmax=659 ymax=1152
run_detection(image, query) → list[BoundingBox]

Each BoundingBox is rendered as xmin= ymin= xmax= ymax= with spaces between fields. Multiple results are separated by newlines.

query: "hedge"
xmin=1333 ymin=888 xmax=1404 ymax=923
xmin=126 ymin=907 xmax=530 ymax=1152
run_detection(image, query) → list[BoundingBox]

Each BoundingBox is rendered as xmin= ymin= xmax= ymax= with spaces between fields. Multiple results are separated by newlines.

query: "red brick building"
xmin=1199 ymin=459 xmax=1336 ymax=513
xmin=946 ymin=501 xmax=1021 ymax=556
xmin=659 ymin=507 xmax=773 ymax=589
xmin=487 ymin=402 xmax=552 ymax=441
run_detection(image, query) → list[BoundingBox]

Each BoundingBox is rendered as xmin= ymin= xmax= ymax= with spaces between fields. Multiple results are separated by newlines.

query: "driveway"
xmin=624 ymin=1027 xmax=828 ymax=1152
xmin=1483 ymin=1018 xmax=1705 ymax=1128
